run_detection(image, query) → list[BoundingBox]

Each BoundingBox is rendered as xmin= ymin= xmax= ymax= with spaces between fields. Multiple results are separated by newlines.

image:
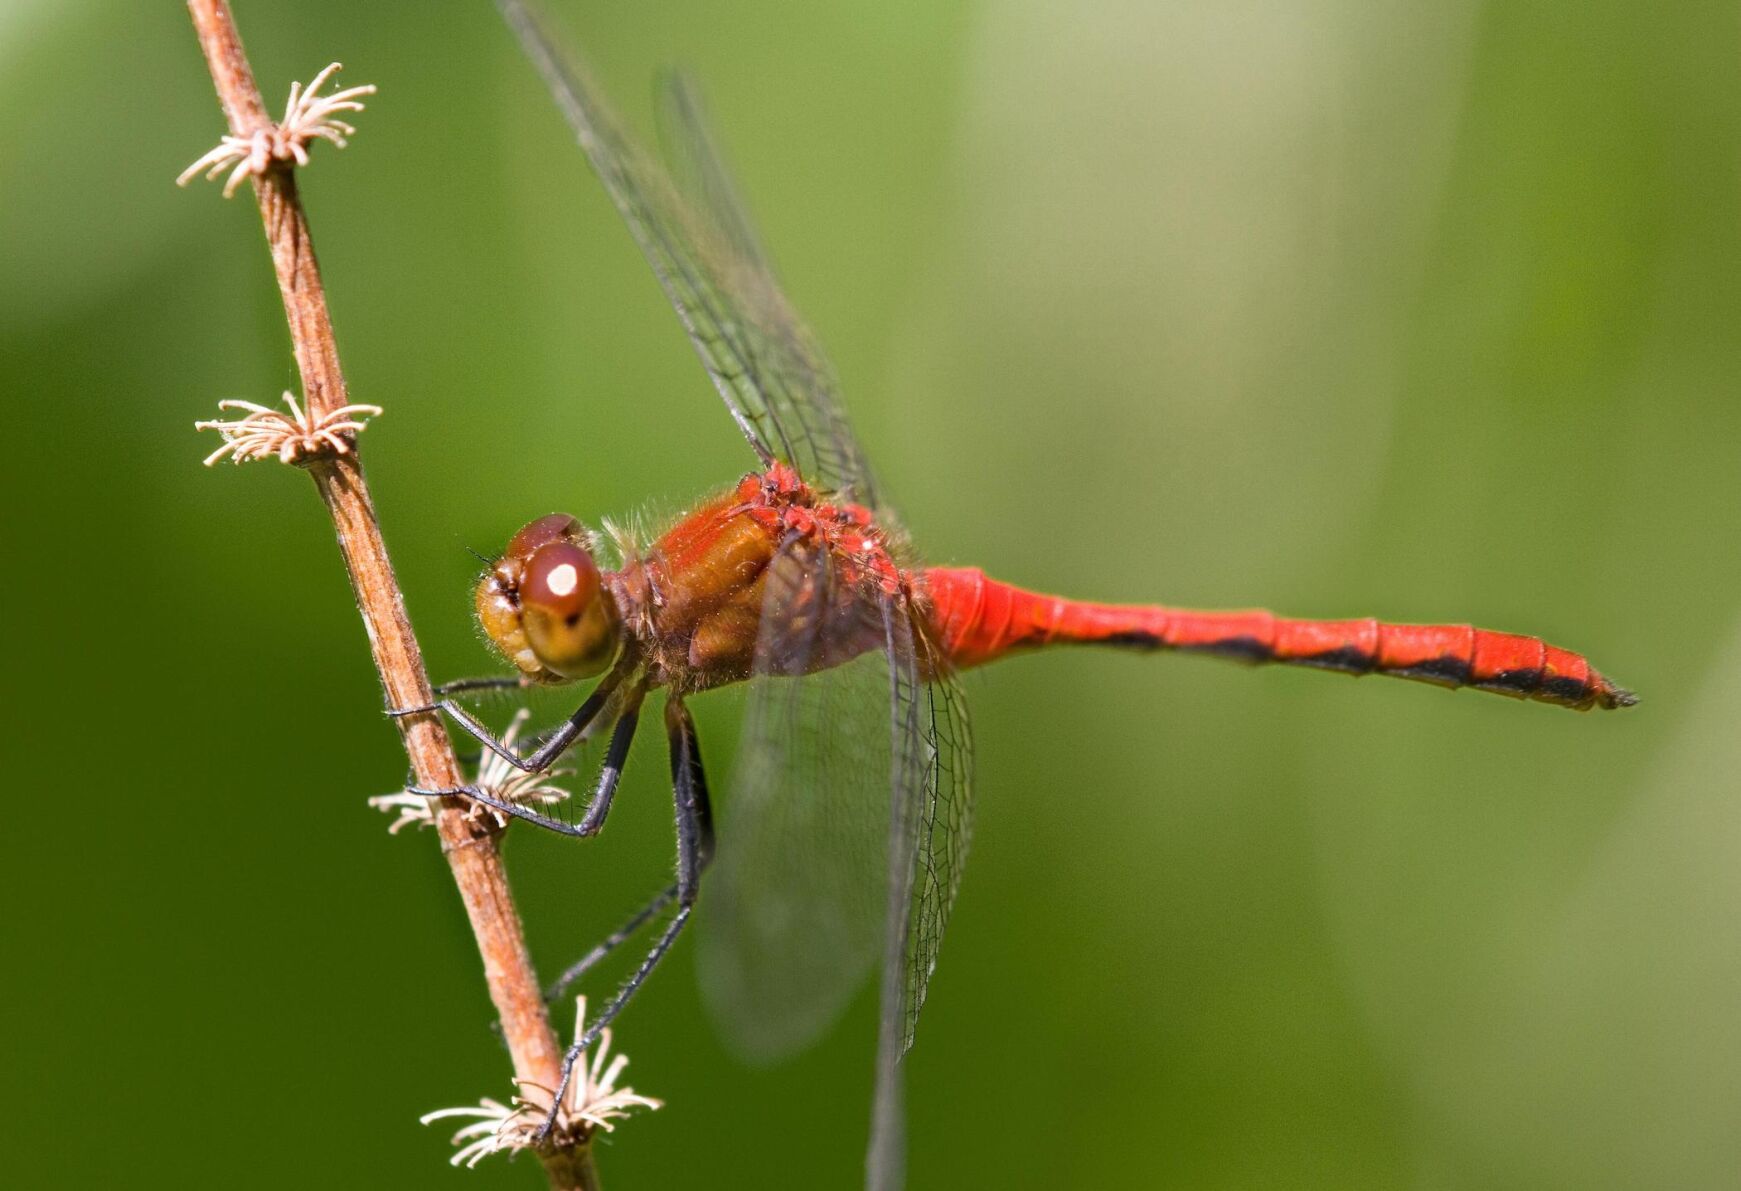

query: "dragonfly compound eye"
xmin=507 ymin=512 xmax=584 ymax=561
xmin=518 ymin=540 xmax=621 ymax=679
xmin=475 ymin=514 xmax=617 ymax=681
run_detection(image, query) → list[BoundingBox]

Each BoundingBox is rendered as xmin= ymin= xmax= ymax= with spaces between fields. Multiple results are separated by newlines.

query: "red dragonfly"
xmin=405 ymin=2 xmax=1634 ymax=1183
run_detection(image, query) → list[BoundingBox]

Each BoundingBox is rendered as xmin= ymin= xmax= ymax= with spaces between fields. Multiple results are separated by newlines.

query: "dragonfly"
xmin=401 ymin=1 xmax=1635 ymax=1184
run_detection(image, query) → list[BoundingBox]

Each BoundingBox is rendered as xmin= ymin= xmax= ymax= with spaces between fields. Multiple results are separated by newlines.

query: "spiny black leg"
xmin=674 ymin=698 xmax=717 ymax=871
xmin=455 ymin=716 xmax=601 ymax=768
xmin=407 ymin=682 xmax=646 ymax=840
xmin=544 ymin=698 xmax=716 ymax=994
xmin=441 ymin=682 xmax=609 ymax=772
xmin=433 ymin=675 xmax=533 ymax=697
xmin=575 ymin=683 xmax=646 ymax=835
xmin=543 ymin=705 xmax=717 ymax=996
xmin=390 ymin=658 xmax=631 ymax=773
xmin=536 ymin=696 xmax=714 ymax=1142
xmin=545 ymin=884 xmax=677 ymax=1003
xmin=405 ymin=783 xmax=596 ymax=837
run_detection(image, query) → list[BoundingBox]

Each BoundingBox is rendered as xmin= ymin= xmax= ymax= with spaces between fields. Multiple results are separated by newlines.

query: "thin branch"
xmin=182 ymin=3 xmax=595 ymax=1186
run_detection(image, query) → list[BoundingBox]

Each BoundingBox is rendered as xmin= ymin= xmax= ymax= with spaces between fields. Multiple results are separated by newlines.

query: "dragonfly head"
xmin=476 ymin=513 xmax=621 ymax=682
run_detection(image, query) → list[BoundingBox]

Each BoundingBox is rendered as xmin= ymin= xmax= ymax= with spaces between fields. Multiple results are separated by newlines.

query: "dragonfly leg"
xmin=544 ymin=884 xmax=678 ymax=1003
xmin=573 ymin=684 xmax=645 ymax=835
xmin=433 ymin=675 xmax=534 ymax=697
xmin=407 ymin=683 xmax=648 ymax=839
xmin=389 ymin=660 xmax=631 ymax=773
xmin=405 ymin=782 xmax=594 ymax=838
xmin=454 ymin=714 xmax=606 ymax=768
xmin=544 ymin=693 xmax=720 ymax=994
xmin=536 ymin=695 xmax=714 ymax=1143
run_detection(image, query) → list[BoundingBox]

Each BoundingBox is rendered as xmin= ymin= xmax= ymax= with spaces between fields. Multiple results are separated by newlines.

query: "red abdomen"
xmin=922 ymin=567 xmax=1635 ymax=711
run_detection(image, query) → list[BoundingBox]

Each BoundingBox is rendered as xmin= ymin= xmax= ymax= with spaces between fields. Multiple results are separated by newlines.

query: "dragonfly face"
xmin=476 ymin=512 xmax=621 ymax=682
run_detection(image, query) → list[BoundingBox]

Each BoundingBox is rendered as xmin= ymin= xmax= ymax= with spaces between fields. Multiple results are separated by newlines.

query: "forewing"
xmin=700 ymin=539 xmax=892 ymax=1060
xmin=499 ymin=1 xmax=879 ymax=503
xmin=654 ymin=72 xmax=769 ymax=275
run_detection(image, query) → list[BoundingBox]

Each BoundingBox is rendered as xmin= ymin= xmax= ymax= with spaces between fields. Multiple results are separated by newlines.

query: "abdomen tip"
xmin=1604 ymin=685 xmax=1639 ymax=709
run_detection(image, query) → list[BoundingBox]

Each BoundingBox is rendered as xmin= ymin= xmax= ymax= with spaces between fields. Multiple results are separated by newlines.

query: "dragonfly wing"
xmin=700 ymin=538 xmax=893 ymax=1060
xmin=869 ymin=614 xmax=975 ymax=1191
xmin=499 ymin=1 xmax=879 ymax=504
xmin=701 ymin=532 xmax=976 ymax=1081
xmin=653 ymin=71 xmax=880 ymax=504
xmin=654 ymin=72 xmax=769 ymax=274
xmin=899 ymin=633 xmax=975 ymax=1054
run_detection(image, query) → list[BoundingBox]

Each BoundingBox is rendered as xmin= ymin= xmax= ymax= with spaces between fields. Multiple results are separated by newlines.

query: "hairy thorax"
xmin=610 ymin=465 xmax=910 ymax=692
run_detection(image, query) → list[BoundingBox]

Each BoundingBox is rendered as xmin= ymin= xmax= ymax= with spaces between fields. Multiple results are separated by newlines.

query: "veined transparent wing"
xmin=888 ymin=624 xmax=974 ymax=1057
xmin=699 ymin=536 xmax=891 ymax=1060
xmin=868 ymin=612 xmax=973 ymax=1191
xmin=698 ymin=532 xmax=975 ymax=1187
xmin=498 ymin=0 xmax=879 ymax=504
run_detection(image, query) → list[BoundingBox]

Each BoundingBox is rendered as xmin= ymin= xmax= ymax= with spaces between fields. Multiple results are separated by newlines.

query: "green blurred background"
xmin=4 ymin=0 xmax=1737 ymax=1186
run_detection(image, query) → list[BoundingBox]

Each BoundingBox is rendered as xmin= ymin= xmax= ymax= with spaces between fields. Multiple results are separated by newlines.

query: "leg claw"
xmin=407 ymin=785 xmax=470 ymax=799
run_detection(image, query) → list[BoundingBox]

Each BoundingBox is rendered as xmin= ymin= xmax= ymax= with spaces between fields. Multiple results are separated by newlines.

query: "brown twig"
xmin=182 ymin=2 xmax=595 ymax=1186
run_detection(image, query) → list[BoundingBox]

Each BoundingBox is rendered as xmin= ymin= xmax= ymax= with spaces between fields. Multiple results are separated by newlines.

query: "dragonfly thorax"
xmin=610 ymin=467 xmax=910 ymax=694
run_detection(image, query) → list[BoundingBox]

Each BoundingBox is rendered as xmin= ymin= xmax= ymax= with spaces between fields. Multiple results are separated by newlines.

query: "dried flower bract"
xmin=421 ymin=996 xmax=661 ymax=1166
xmin=196 ymin=391 xmax=382 ymax=467
xmin=178 ymin=62 xmax=376 ymax=196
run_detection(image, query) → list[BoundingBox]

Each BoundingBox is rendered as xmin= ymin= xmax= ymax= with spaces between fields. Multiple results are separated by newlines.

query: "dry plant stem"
xmin=184 ymin=3 xmax=594 ymax=1186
